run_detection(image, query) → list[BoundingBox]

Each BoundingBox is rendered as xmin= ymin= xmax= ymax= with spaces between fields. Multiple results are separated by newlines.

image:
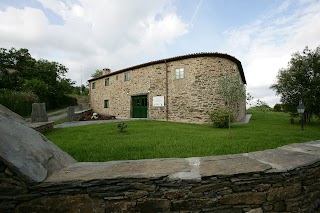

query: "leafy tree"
xmin=216 ymin=72 xmax=246 ymax=128
xmin=270 ymin=46 xmax=320 ymax=123
xmin=91 ymin=69 xmax=103 ymax=78
xmin=273 ymin=103 xmax=283 ymax=112
xmin=22 ymin=79 xmax=48 ymax=101
xmin=249 ymin=99 xmax=271 ymax=113
xmin=0 ymin=47 xmax=75 ymax=110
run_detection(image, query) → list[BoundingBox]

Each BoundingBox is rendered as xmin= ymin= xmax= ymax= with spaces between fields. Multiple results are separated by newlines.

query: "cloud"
xmin=0 ymin=0 xmax=189 ymax=85
xmin=224 ymin=0 xmax=320 ymax=107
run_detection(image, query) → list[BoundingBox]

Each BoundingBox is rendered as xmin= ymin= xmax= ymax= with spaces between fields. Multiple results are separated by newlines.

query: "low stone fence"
xmin=1 ymin=109 xmax=320 ymax=212
xmin=1 ymin=141 xmax=320 ymax=212
xmin=73 ymin=109 xmax=93 ymax=121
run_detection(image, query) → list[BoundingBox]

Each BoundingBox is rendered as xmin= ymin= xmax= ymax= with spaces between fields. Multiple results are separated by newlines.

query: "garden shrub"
xmin=0 ymin=89 xmax=38 ymax=116
xmin=209 ymin=108 xmax=234 ymax=128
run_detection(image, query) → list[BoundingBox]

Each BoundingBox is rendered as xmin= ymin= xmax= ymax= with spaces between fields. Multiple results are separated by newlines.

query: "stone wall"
xmin=1 ymin=141 xmax=320 ymax=212
xmin=89 ymin=54 xmax=246 ymax=123
xmin=74 ymin=109 xmax=93 ymax=121
xmin=29 ymin=121 xmax=54 ymax=133
xmin=2 ymin=109 xmax=320 ymax=212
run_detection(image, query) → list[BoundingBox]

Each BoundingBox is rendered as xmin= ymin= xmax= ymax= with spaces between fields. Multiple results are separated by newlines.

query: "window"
xmin=124 ymin=71 xmax=131 ymax=81
xmin=92 ymin=82 xmax=96 ymax=89
xmin=175 ymin=68 xmax=184 ymax=79
xmin=105 ymin=78 xmax=109 ymax=86
xmin=104 ymin=100 xmax=109 ymax=108
xmin=116 ymin=75 xmax=118 ymax=80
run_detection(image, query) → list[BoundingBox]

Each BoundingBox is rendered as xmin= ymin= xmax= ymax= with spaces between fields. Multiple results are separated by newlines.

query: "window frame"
xmin=124 ymin=71 xmax=131 ymax=81
xmin=104 ymin=100 xmax=109 ymax=108
xmin=105 ymin=77 xmax=109 ymax=86
xmin=175 ymin=68 xmax=184 ymax=80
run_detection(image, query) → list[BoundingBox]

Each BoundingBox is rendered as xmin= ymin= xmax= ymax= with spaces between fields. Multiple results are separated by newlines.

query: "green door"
xmin=132 ymin=95 xmax=148 ymax=118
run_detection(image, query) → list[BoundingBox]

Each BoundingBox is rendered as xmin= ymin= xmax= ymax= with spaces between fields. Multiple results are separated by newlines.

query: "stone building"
xmin=88 ymin=52 xmax=246 ymax=123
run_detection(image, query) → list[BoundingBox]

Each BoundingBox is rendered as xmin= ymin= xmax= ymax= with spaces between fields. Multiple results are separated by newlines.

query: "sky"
xmin=0 ymin=0 xmax=319 ymax=107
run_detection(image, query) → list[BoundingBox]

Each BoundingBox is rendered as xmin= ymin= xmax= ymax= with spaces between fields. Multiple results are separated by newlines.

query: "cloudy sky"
xmin=1 ymin=0 xmax=319 ymax=106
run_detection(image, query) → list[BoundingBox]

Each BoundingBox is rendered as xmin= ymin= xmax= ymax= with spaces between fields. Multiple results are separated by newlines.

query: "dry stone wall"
xmin=89 ymin=54 xmax=246 ymax=123
xmin=1 ymin=109 xmax=320 ymax=212
xmin=1 ymin=141 xmax=320 ymax=212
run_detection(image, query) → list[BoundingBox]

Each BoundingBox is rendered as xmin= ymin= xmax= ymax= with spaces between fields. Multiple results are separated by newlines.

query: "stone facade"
xmin=88 ymin=53 xmax=247 ymax=123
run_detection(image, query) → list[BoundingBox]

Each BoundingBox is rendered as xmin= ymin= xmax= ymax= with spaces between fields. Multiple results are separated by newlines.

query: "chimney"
xmin=102 ymin=68 xmax=111 ymax=75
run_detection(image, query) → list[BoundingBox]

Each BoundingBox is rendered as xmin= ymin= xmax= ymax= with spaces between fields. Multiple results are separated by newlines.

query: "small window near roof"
xmin=105 ymin=78 xmax=109 ymax=86
xmin=104 ymin=100 xmax=109 ymax=108
xmin=124 ymin=71 xmax=131 ymax=81
xmin=92 ymin=82 xmax=96 ymax=89
xmin=175 ymin=68 xmax=184 ymax=79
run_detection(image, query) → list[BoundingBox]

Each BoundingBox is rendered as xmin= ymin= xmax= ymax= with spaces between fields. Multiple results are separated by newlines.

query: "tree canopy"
xmin=0 ymin=47 xmax=75 ymax=109
xmin=270 ymin=46 xmax=320 ymax=121
xmin=91 ymin=69 xmax=103 ymax=78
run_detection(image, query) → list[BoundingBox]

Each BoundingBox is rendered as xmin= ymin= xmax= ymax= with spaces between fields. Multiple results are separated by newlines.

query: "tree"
xmin=22 ymin=79 xmax=48 ymax=101
xmin=91 ymin=69 xmax=103 ymax=78
xmin=270 ymin=46 xmax=320 ymax=123
xmin=0 ymin=47 xmax=75 ymax=110
xmin=249 ymin=99 xmax=271 ymax=113
xmin=216 ymin=72 xmax=246 ymax=128
xmin=273 ymin=103 xmax=283 ymax=112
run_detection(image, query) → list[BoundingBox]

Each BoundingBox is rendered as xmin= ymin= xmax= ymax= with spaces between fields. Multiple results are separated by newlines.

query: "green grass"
xmin=44 ymin=111 xmax=320 ymax=162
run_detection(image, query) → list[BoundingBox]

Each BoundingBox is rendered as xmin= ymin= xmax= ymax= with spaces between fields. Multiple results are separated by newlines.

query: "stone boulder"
xmin=0 ymin=111 xmax=77 ymax=183
xmin=0 ymin=104 xmax=27 ymax=125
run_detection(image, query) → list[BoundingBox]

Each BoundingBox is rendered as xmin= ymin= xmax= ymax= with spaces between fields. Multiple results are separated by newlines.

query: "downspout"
xmin=165 ymin=60 xmax=169 ymax=121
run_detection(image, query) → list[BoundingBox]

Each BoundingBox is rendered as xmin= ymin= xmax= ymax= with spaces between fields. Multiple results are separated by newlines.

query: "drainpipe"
xmin=165 ymin=60 xmax=169 ymax=121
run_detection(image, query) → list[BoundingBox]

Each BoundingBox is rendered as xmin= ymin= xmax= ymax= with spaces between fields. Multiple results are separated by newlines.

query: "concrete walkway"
xmin=232 ymin=114 xmax=252 ymax=124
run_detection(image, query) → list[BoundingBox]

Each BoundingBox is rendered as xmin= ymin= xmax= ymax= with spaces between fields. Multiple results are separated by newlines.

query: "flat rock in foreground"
xmin=0 ymin=111 xmax=77 ymax=183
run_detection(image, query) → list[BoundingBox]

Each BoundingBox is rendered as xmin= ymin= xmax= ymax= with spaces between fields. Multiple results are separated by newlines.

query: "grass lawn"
xmin=44 ymin=111 xmax=320 ymax=162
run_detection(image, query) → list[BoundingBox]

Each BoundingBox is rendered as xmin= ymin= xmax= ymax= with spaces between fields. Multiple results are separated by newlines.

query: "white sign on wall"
xmin=153 ymin=96 xmax=165 ymax=107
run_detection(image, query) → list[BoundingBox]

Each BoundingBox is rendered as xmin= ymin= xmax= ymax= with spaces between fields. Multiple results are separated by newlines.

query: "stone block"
xmin=105 ymin=200 xmax=136 ymax=212
xmin=171 ymin=198 xmax=218 ymax=211
xmin=200 ymin=154 xmax=271 ymax=177
xmin=163 ymin=189 xmax=189 ymax=200
xmin=247 ymin=148 xmax=320 ymax=172
xmin=246 ymin=208 xmax=263 ymax=213
xmin=137 ymin=198 xmax=170 ymax=212
xmin=273 ymin=201 xmax=286 ymax=211
xmin=0 ymin=112 xmax=76 ymax=183
xmin=220 ymin=192 xmax=266 ymax=205
xmin=14 ymin=195 xmax=105 ymax=213
xmin=192 ymin=183 xmax=229 ymax=193
xmin=267 ymin=183 xmax=301 ymax=201
xmin=31 ymin=103 xmax=48 ymax=122
xmin=67 ymin=106 xmax=75 ymax=122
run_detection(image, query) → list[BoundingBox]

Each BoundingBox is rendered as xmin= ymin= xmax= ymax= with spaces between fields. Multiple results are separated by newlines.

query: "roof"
xmin=88 ymin=52 xmax=246 ymax=84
